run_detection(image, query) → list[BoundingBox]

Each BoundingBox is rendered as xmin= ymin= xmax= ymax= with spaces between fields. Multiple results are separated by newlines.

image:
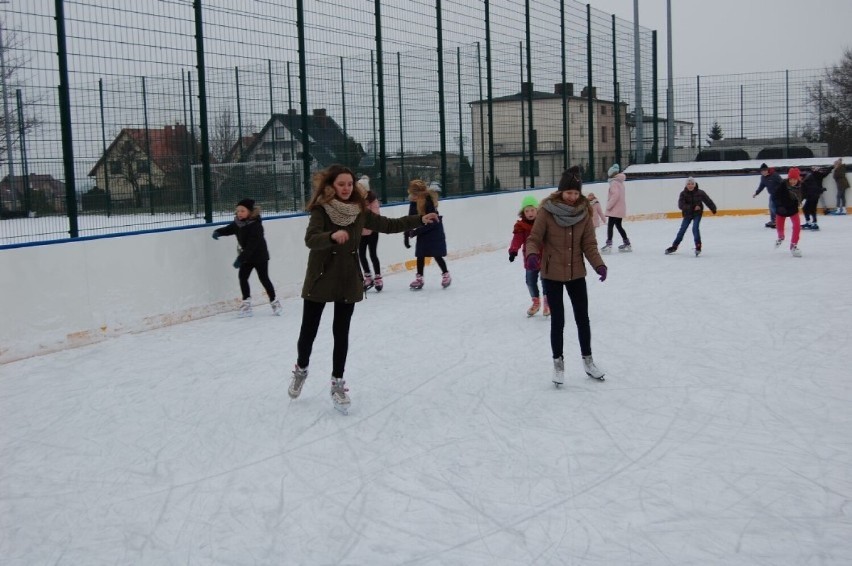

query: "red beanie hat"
xmin=787 ymin=168 xmax=801 ymax=181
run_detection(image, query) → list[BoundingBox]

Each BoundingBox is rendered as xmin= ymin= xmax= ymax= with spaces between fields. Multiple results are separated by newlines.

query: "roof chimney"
xmin=520 ymin=82 xmax=533 ymax=97
xmin=554 ymin=83 xmax=574 ymax=96
xmin=313 ymin=108 xmax=327 ymax=117
xmin=581 ymin=86 xmax=597 ymax=99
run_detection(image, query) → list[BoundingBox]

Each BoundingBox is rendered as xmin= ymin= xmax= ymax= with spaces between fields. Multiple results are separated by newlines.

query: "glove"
xmin=508 ymin=251 xmax=517 ymax=262
xmin=596 ymin=265 xmax=607 ymax=282
xmin=525 ymin=253 xmax=541 ymax=271
xmin=212 ymin=232 xmax=220 ymax=240
xmin=404 ymin=234 xmax=411 ymax=249
xmin=233 ymin=258 xmax=242 ymax=269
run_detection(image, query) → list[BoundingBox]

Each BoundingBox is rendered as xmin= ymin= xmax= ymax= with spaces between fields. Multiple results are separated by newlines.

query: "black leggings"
xmin=416 ymin=256 xmax=448 ymax=274
xmin=543 ymin=277 xmax=592 ymax=358
xmin=606 ymin=217 xmax=628 ymax=243
xmin=297 ymin=299 xmax=356 ymax=378
xmin=238 ymin=260 xmax=275 ymax=301
xmin=359 ymin=232 xmax=381 ymax=275
xmin=803 ymin=197 xmax=819 ymax=222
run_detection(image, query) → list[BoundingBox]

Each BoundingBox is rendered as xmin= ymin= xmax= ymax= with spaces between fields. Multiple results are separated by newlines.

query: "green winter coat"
xmin=301 ymin=207 xmax=424 ymax=303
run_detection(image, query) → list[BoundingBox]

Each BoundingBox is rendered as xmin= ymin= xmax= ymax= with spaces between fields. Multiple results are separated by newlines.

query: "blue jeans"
xmin=525 ymin=268 xmax=541 ymax=298
xmin=673 ymin=213 xmax=702 ymax=247
xmin=768 ymin=196 xmax=777 ymax=222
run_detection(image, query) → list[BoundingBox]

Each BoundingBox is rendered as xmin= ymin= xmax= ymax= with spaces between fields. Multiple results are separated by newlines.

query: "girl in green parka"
xmin=289 ymin=164 xmax=439 ymax=413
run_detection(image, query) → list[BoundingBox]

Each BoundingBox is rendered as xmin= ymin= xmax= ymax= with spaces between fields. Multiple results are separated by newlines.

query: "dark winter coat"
xmin=301 ymin=206 xmax=423 ymax=303
xmin=678 ymin=185 xmax=717 ymax=218
xmin=755 ymin=171 xmax=783 ymax=197
xmin=213 ymin=209 xmax=270 ymax=264
xmin=773 ymin=180 xmax=802 ymax=218
xmin=802 ymin=169 xmax=829 ymax=200
xmin=406 ymin=194 xmax=447 ymax=258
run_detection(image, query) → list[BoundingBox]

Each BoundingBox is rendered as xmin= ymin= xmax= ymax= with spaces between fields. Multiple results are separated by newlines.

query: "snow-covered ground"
xmin=1 ymin=214 xmax=851 ymax=565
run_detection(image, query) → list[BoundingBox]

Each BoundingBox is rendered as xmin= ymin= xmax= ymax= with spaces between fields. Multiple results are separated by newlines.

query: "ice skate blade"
xmin=333 ymin=402 xmax=350 ymax=415
xmin=586 ymin=373 xmax=605 ymax=381
xmin=552 ymin=381 xmax=563 ymax=387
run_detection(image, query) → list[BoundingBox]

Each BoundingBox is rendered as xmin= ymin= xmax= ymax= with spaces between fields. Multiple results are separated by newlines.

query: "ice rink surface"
xmin=2 ymin=214 xmax=851 ymax=565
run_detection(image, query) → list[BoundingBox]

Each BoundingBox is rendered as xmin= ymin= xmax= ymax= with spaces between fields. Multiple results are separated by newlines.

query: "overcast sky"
xmin=590 ymin=0 xmax=851 ymax=76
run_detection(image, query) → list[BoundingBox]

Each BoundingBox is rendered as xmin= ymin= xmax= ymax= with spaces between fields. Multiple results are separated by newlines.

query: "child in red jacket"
xmin=508 ymin=195 xmax=549 ymax=317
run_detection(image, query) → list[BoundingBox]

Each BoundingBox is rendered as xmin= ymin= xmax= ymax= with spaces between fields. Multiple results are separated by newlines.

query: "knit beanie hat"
xmin=607 ymin=163 xmax=620 ymax=177
xmin=520 ymin=195 xmax=539 ymax=212
xmin=237 ymin=198 xmax=255 ymax=210
xmin=759 ymin=163 xmax=769 ymax=171
xmin=787 ymin=167 xmax=801 ymax=181
xmin=557 ymin=166 xmax=582 ymax=192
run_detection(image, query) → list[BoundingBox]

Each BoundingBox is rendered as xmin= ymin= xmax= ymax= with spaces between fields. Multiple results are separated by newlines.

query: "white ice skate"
xmin=270 ymin=298 xmax=283 ymax=316
xmin=238 ymin=298 xmax=253 ymax=318
xmin=552 ymin=356 xmax=564 ymax=386
xmin=289 ymin=365 xmax=308 ymax=399
xmin=331 ymin=377 xmax=351 ymax=414
xmin=790 ymin=244 xmax=802 ymax=258
xmin=583 ymin=355 xmax=605 ymax=381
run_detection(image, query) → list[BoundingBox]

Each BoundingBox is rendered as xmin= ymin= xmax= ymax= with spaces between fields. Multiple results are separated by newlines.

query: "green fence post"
xmin=586 ymin=4 xmax=595 ymax=180
xmin=696 ymin=75 xmax=701 ymax=154
xmin=268 ymin=59 xmax=279 ymax=212
xmin=193 ymin=0 xmax=213 ymax=223
xmin=612 ymin=14 xmax=621 ymax=168
xmin=476 ymin=42 xmax=484 ymax=190
xmin=785 ymin=69 xmax=790 ymax=158
xmin=436 ymin=0 xmax=447 ymax=193
xmin=235 ymin=67 xmax=243 ymax=157
xmin=374 ymin=0 xmax=387 ymax=202
xmin=181 ymin=70 xmax=192 ymax=215
xmin=15 ymin=89 xmax=30 ymax=215
xmin=484 ymin=0 xmax=494 ymax=191
xmin=519 ymin=42 xmax=526 ymax=190
xmin=55 ymin=0 xmax=78 ymax=237
xmin=98 ymin=78 xmax=112 ymax=217
xmin=141 ymin=76 xmax=154 ymax=215
xmin=525 ymin=0 xmax=535 ymax=187
xmin=296 ymin=0 xmax=311 ymax=202
xmin=397 ymin=51 xmax=405 ymax=190
xmin=652 ymin=30 xmax=659 ymax=163
xmin=561 ymin=0 xmax=569 ymax=170
xmin=339 ymin=57 xmax=348 ymax=169
xmin=456 ymin=46 xmax=464 ymax=190
xmin=287 ymin=61 xmax=297 ymax=210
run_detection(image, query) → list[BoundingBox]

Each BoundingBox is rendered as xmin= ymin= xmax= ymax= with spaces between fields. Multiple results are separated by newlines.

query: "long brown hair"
xmin=306 ymin=164 xmax=367 ymax=211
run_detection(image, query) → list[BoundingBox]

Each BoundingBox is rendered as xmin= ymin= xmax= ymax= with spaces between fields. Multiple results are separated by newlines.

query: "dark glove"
xmin=508 ymin=251 xmax=517 ymax=262
xmin=233 ymin=258 xmax=242 ymax=269
xmin=525 ymin=253 xmax=541 ymax=271
xmin=212 ymin=232 xmax=220 ymax=240
xmin=404 ymin=234 xmax=411 ymax=249
xmin=596 ymin=265 xmax=607 ymax=282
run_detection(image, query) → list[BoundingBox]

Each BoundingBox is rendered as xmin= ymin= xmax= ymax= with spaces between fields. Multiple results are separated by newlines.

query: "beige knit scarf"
xmin=323 ymin=199 xmax=361 ymax=226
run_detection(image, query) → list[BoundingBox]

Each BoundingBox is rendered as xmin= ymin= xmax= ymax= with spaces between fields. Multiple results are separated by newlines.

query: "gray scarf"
xmin=543 ymin=199 xmax=587 ymax=227
xmin=323 ymin=199 xmax=361 ymax=226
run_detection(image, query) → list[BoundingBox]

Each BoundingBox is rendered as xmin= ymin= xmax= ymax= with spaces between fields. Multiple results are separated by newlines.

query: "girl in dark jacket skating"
xmin=289 ymin=165 xmax=439 ymax=413
xmin=404 ymin=180 xmax=451 ymax=290
xmin=212 ymin=198 xmax=281 ymax=317
xmin=665 ymin=177 xmax=717 ymax=256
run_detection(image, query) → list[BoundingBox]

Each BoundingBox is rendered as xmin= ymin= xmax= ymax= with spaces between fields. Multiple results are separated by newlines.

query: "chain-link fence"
xmin=0 ymin=1 xmax=832 ymax=245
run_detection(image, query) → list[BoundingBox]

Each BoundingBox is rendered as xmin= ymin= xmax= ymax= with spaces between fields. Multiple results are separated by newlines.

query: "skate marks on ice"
xmin=2 ymin=217 xmax=852 ymax=564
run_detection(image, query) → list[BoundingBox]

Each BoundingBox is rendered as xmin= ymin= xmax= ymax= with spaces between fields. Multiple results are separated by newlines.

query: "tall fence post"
xmin=476 ymin=42 xmax=484 ymax=190
xmin=397 ymin=52 xmax=405 ymax=189
xmin=611 ymin=14 xmax=621 ymax=167
xmin=632 ymin=0 xmax=643 ymax=165
xmin=740 ymin=84 xmax=744 ymax=139
xmin=586 ymin=4 xmax=595 ymax=179
xmin=98 ymin=78 xmax=112 ymax=217
xmin=370 ymin=51 xmax=377 ymax=172
xmin=181 ymin=70 xmax=191 ymax=215
xmin=286 ymin=61 xmax=297 ymax=210
xmin=456 ymin=46 xmax=463 ymax=187
xmin=141 ymin=76 xmax=154 ymax=215
xmin=696 ymin=75 xmax=701 ymax=154
xmin=561 ymin=0 xmax=568 ymax=170
xmin=374 ymin=0 xmax=387 ymax=202
xmin=525 ymin=0 xmax=535 ymax=187
xmin=193 ymin=0 xmax=213 ymax=223
xmin=485 ymin=0 xmax=495 ymax=191
xmin=15 ymin=89 xmax=30 ymax=215
xmin=296 ymin=0 xmax=311 ymax=202
xmin=436 ymin=0 xmax=447 ymax=193
xmin=785 ymin=69 xmax=790 ymax=158
xmin=339 ymin=57 xmax=347 ymax=168
xmin=235 ymin=67 xmax=243 ymax=156
xmin=268 ymin=59 xmax=279 ymax=212
xmin=651 ymin=30 xmax=659 ymax=163
xmin=55 ymin=0 xmax=78 ymax=237
xmin=519 ymin=42 xmax=526 ymax=190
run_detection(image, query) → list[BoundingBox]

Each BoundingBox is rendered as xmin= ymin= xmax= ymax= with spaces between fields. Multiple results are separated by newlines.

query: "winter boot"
xmin=239 ymin=298 xmax=253 ymax=318
xmin=363 ymin=272 xmax=374 ymax=291
xmin=601 ymin=240 xmax=613 ymax=254
xmin=765 ymin=221 xmax=776 ymax=228
xmin=542 ymin=296 xmax=551 ymax=317
xmin=552 ymin=356 xmax=565 ymax=386
xmin=409 ymin=273 xmax=424 ymax=290
xmin=790 ymin=244 xmax=802 ymax=258
xmin=330 ymin=377 xmax=351 ymax=414
xmin=618 ymin=240 xmax=632 ymax=252
xmin=270 ymin=298 xmax=283 ymax=316
xmin=374 ymin=274 xmax=384 ymax=292
xmin=775 ymin=237 xmax=785 ymax=248
xmin=665 ymin=245 xmax=678 ymax=255
xmin=583 ymin=355 xmax=605 ymax=380
xmin=288 ymin=365 xmax=308 ymax=399
xmin=527 ymin=297 xmax=541 ymax=317
xmin=441 ymin=271 xmax=452 ymax=289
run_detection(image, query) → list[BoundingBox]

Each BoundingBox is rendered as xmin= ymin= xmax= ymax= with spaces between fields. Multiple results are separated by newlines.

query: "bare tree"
xmin=0 ymin=19 xmax=41 ymax=161
xmin=809 ymin=49 xmax=852 ymax=155
xmin=211 ymin=108 xmax=238 ymax=162
xmin=115 ymin=139 xmax=146 ymax=207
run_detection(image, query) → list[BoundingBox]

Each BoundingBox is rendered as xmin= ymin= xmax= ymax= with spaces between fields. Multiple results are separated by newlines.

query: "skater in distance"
xmin=664 ymin=177 xmax=717 ymax=257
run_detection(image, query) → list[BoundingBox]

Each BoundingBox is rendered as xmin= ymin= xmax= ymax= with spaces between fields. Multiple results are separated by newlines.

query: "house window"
xmin=109 ymin=161 xmax=122 ymax=175
xmin=601 ymin=126 xmax=608 ymax=143
xmin=600 ymin=104 xmax=607 ymax=115
xmin=136 ymin=160 xmax=150 ymax=173
xmin=274 ymin=126 xmax=286 ymax=140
